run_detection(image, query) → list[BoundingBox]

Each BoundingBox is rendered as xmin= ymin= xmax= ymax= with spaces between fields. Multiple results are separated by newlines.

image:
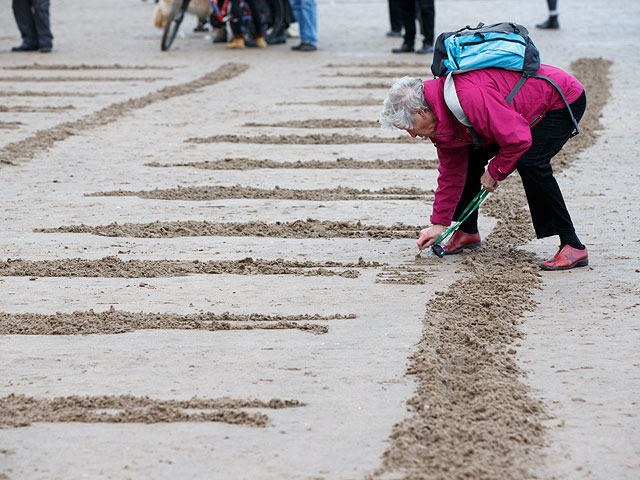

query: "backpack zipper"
xmin=459 ymin=37 xmax=526 ymax=48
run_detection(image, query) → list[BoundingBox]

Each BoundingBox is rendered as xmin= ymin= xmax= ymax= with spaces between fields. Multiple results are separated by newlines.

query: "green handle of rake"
xmin=432 ymin=189 xmax=489 ymax=246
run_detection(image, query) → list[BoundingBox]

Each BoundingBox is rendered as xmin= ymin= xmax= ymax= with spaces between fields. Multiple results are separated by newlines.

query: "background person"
xmin=537 ymin=0 xmax=560 ymax=29
xmin=289 ymin=0 xmax=317 ymax=51
xmin=11 ymin=0 xmax=53 ymax=52
xmin=379 ymin=68 xmax=588 ymax=271
xmin=386 ymin=0 xmax=402 ymax=37
xmin=391 ymin=0 xmax=435 ymax=54
xmin=415 ymin=0 xmax=435 ymax=54
xmin=226 ymin=0 xmax=267 ymax=48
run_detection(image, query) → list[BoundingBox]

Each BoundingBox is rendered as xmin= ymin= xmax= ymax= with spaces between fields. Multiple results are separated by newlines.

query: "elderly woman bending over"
xmin=380 ymin=67 xmax=587 ymax=271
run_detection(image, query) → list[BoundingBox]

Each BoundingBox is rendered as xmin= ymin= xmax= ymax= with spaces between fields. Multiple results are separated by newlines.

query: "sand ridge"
xmin=88 ymin=185 xmax=434 ymax=201
xmin=0 ymin=90 xmax=103 ymax=97
xmin=306 ymin=82 xmax=390 ymax=90
xmin=323 ymin=71 xmax=425 ymax=78
xmin=0 ymin=62 xmax=248 ymax=166
xmin=0 ymin=308 xmax=354 ymax=335
xmin=242 ymin=119 xmax=380 ymax=128
xmin=277 ymin=98 xmax=382 ymax=106
xmin=185 ymin=133 xmax=419 ymax=144
xmin=325 ymin=62 xmax=426 ymax=69
xmin=0 ymin=76 xmax=169 ymax=82
xmin=2 ymin=63 xmax=173 ymax=70
xmin=0 ymin=394 xmax=304 ymax=429
xmin=145 ymin=157 xmax=438 ymax=170
xmin=0 ymin=256 xmax=381 ymax=278
xmin=0 ymin=105 xmax=74 ymax=113
xmin=35 ymin=219 xmax=421 ymax=239
xmin=375 ymin=263 xmax=436 ymax=285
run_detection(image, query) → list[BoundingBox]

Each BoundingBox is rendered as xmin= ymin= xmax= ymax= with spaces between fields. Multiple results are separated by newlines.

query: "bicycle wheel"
xmin=161 ymin=0 xmax=190 ymax=51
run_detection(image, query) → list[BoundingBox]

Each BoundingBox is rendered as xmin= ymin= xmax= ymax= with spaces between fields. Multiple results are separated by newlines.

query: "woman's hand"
xmin=417 ymin=224 xmax=446 ymax=250
xmin=481 ymin=170 xmax=499 ymax=192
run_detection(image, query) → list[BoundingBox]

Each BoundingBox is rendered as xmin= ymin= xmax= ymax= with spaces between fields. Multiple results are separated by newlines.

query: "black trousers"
xmin=455 ymin=91 xmax=587 ymax=239
xmin=230 ymin=0 xmax=263 ymax=37
xmin=398 ymin=0 xmax=434 ymax=47
xmin=388 ymin=0 xmax=402 ymax=32
xmin=12 ymin=0 xmax=52 ymax=49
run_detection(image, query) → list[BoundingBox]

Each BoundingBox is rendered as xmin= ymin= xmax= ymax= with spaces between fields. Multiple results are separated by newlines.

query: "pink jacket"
xmin=423 ymin=65 xmax=584 ymax=226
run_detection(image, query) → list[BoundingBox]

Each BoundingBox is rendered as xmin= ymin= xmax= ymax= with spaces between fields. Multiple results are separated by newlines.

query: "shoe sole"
xmin=538 ymin=258 xmax=589 ymax=271
xmin=443 ymin=242 xmax=482 ymax=255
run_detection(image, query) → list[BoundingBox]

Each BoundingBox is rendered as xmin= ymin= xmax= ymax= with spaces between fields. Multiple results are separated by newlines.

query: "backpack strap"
xmin=444 ymin=73 xmax=471 ymax=127
xmin=505 ymin=73 xmax=580 ymax=137
xmin=530 ymin=73 xmax=581 ymax=137
xmin=443 ymin=73 xmax=483 ymax=148
xmin=505 ymin=75 xmax=528 ymax=104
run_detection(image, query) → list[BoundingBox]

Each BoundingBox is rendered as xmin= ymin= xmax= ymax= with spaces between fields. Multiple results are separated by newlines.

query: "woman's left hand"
xmin=481 ymin=170 xmax=499 ymax=192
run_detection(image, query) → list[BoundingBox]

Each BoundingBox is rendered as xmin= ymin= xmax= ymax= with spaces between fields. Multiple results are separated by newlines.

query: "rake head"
xmin=431 ymin=244 xmax=446 ymax=258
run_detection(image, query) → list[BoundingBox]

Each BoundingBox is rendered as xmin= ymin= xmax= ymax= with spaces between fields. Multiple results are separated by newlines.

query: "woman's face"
xmin=405 ymin=109 xmax=437 ymax=140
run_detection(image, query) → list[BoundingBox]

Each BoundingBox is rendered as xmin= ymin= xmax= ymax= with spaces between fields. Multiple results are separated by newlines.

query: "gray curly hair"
xmin=379 ymin=76 xmax=430 ymax=130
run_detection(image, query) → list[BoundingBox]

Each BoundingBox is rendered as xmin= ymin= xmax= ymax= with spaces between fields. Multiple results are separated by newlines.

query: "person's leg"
xmin=300 ymin=0 xmax=317 ymax=46
xmin=537 ymin=0 xmax=559 ymax=29
xmin=227 ymin=0 xmax=246 ymax=47
xmin=32 ymin=0 xmax=52 ymax=50
xmin=415 ymin=0 xmax=434 ymax=53
xmin=456 ymin=144 xmax=500 ymax=234
xmin=516 ymin=91 xmax=586 ymax=245
xmin=401 ymin=0 xmax=415 ymax=47
xmin=12 ymin=0 xmax=39 ymax=49
xmin=290 ymin=0 xmax=317 ymax=48
xmin=246 ymin=0 xmax=264 ymax=37
xmin=288 ymin=0 xmax=302 ymax=43
xmin=419 ymin=0 xmax=434 ymax=45
xmin=392 ymin=0 xmax=415 ymax=52
xmin=441 ymin=144 xmax=498 ymax=254
xmin=229 ymin=0 xmax=243 ymax=37
xmin=387 ymin=0 xmax=402 ymax=35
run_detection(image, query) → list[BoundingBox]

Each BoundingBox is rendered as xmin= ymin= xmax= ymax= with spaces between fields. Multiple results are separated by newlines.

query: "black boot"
xmin=415 ymin=42 xmax=434 ymax=54
xmin=392 ymin=43 xmax=414 ymax=53
xmin=194 ymin=17 xmax=209 ymax=32
xmin=536 ymin=15 xmax=559 ymax=29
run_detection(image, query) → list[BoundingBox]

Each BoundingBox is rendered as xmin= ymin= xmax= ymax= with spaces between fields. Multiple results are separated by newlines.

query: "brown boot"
xmin=256 ymin=36 xmax=267 ymax=48
xmin=226 ymin=37 xmax=245 ymax=49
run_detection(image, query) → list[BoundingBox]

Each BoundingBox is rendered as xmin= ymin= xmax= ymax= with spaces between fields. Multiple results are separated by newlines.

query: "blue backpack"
xmin=430 ymin=22 xmax=579 ymax=146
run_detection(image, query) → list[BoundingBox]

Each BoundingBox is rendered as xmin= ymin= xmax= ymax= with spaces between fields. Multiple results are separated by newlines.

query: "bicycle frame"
xmin=162 ymin=0 xmax=283 ymax=51
xmin=208 ymin=0 xmax=231 ymax=23
xmin=208 ymin=0 xmax=251 ymax=24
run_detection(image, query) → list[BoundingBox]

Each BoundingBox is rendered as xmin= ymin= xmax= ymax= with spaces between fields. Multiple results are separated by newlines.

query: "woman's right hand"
xmin=417 ymin=224 xmax=446 ymax=250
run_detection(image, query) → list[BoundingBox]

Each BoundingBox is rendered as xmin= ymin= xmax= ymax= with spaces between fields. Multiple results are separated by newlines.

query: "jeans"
xmin=12 ymin=0 xmax=53 ymax=49
xmin=289 ymin=0 xmax=317 ymax=46
xmin=455 ymin=91 xmax=587 ymax=239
